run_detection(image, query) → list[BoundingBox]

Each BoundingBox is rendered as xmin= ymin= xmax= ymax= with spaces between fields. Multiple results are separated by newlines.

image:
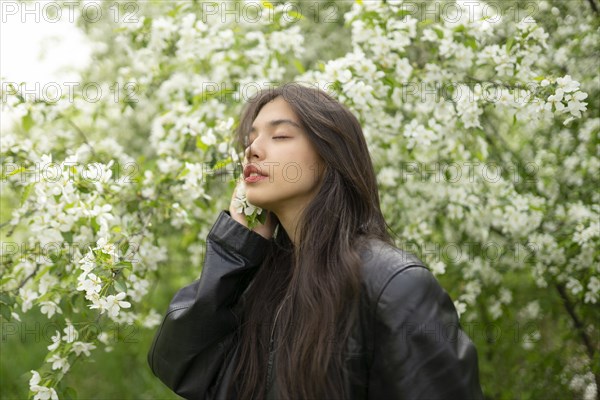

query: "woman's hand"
xmin=229 ymin=181 xmax=277 ymax=240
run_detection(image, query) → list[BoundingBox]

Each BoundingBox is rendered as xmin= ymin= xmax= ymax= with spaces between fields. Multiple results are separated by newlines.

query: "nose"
xmin=245 ymin=137 xmax=264 ymax=162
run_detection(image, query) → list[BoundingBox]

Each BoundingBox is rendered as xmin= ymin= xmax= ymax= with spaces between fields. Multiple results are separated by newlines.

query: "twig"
xmin=0 ymin=210 xmax=35 ymax=234
xmin=59 ymin=114 xmax=98 ymax=158
xmin=114 ymin=209 xmax=154 ymax=246
xmin=16 ymin=263 xmax=41 ymax=291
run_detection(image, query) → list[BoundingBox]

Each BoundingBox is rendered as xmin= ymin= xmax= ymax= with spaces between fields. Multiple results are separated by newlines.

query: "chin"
xmin=245 ymin=192 xmax=271 ymax=210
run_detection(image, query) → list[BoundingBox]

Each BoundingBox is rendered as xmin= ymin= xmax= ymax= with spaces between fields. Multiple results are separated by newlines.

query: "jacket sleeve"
xmin=147 ymin=210 xmax=270 ymax=399
xmin=368 ymin=265 xmax=484 ymax=400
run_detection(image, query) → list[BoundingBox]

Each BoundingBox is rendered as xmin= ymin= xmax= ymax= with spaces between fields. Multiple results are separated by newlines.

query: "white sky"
xmin=1 ymin=2 xmax=92 ymax=130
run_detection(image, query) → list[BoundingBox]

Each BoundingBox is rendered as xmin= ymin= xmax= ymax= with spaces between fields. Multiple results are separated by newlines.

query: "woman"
xmin=148 ymin=83 xmax=484 ymax=399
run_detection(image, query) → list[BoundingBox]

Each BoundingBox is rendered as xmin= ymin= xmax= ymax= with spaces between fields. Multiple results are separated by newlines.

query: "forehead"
xmin=253 ymin=97 xmax=299 ymax=125
xmin=246 ymin=97 xmax=302 ymax=139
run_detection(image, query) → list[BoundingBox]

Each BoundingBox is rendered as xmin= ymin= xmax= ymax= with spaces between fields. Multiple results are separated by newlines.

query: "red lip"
xmin=243 ymin=164 xmax=268 ymax=183
xmin=245 ymin=175 xmax=267 ymax=183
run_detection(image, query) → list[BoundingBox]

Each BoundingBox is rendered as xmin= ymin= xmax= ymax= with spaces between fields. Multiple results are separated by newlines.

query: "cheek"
xmin=302 ymin=155 xmax=324 ymax=184
xmin=281 ymin=159 xmax=320 ymax=186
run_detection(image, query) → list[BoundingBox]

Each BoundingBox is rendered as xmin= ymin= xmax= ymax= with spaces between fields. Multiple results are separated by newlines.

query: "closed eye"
xmin=273 ymin=136 xmax=290 ymax=140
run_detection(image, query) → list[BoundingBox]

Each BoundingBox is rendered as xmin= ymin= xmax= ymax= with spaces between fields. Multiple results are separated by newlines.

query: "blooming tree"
xmin=1 ymin=1 xmax=598 ymax=399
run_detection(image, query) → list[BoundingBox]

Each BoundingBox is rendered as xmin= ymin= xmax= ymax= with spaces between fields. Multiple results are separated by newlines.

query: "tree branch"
xmin=588 ymin=0 xmax=598 ymax=14
xmin=555 ymin=282 xmax=599 ymax=400
xmin=555 ymin=283 xmax=594 ymax=359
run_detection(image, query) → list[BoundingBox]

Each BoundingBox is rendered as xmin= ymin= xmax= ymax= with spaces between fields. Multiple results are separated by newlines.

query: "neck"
xmin=272 ymin=204 xmax=305 ymax=246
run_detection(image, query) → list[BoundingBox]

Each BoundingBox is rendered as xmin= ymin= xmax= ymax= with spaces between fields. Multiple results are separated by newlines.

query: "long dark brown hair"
xmin=226 ymin=83 xmax=394 ymax=399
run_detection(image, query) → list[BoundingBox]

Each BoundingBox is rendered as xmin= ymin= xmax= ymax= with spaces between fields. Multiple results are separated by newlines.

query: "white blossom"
xmin=584 ymin=277 xmax=599 ymax=304
xmin=90 ymin=292 xmax=131 ymax=318
xmin=77 ymin=273 xmax=103 ymax=297
xmin=29 ymin=370 xmax=58 ymax=400
xmin=39 ymin=301 xmax=62 ymax=319
xmin=454 ymin=300 xmax=467 ymax=319
xmin=232 ymin=182 xmax=262 ymax=217
xmin=72 ymin=341 xmax=97 ymax=357
xmin=62 ymin=321 xmax=78 ymax=343
xmin=566 ymin=277 xmax=584 ymax=296
xmin=430 ymin=261 xmax=446 ymax=275
xmin=48 ymin=354 xmax=70 ymax=373
xmin=47 ymin=331 xmax=61 ymax=352
xmin=556 ymin=75 xmax=581 ymax=93
xmin=19 ymin=288 xmax=39 ymax=312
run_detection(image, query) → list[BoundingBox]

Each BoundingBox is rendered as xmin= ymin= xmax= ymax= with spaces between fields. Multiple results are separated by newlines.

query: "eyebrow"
xmin=249 ymin=119 xmax=302 ymax=135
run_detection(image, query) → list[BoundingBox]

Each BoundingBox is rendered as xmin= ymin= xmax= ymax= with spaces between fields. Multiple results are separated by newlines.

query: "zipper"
xmin=265 ymin=295 xmax=290 ymax=391
xmin=265 ymin=337 xmax=275 ymax=392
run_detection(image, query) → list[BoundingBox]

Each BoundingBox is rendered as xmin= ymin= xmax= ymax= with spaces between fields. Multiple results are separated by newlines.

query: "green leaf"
xmin=61 ymin=231 xmax=74 ymax=244
xmin=506 ymin=37 xmax=515 ymax=53
xmin=176 ymin=168 xmax=190 ymax=179
xmin=212 ymin=157 xmax=232 ymax=171
xmin=95 ymin=251 xmax=112 ymax=264
xmin=257 ymin=210 xmax=267 ymax=225
xmin=292 ymin=59 xmax=306 ymax=74
xmin=115 ymin=261 xmax=133 ymax=270
xmin=1 ymin=166 xmax=26 ymax=180
xmin=91 ymin=217 xmax=100 ymax=233
xmin=62 ymin=387 xmax=77 ymax=400
xmin=0 ymin=303 xmax=11 ymax=321
xmin=0 ymin=277 xmax=14 ymax=286
xmin=0 ymin=293 xmax=15 ymax=306
xmin=22 ymin=112 xmax=34 ymax=132
xmin=113 ymin=278 xmax=127 ymax=294
xmin=119 ymin=241 xmax=130 ymax=256
xmin=20 ymin=183 xmax=34 ymax=206
xmin=465 ymin=37 xmax=477 ymax=50
xmin=287 ymin=9 xmax=304 ymax=20
xmin=36 ymin=291 xmax=55 ymax=303
xmin=397 ymin=9 xmax=412 ymax=18
xmin=196 ymin=136 xmax=208 ymax=151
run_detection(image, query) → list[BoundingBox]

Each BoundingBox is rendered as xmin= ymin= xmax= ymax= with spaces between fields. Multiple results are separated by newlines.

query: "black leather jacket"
xmin=148 ymin=211 xmax=484 ymax=399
